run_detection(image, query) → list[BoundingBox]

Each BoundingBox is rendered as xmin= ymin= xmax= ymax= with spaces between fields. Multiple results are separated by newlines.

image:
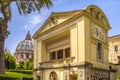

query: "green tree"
xmin=29 ymin=61 xmax=33 ymax=70
xmin=4 ymin=51 xmax=16 ymax=70
xmin=16 ymin=61 xmax=24 ymax=70
xmin=24 ymin=54 xmax=34 ymax=70
xmin=29 ymin=54 xmax=33 ymax=62
xmin=0 ymin=0 xmax=53 ymax=74
xmin=23 ymin=61 xmax=30 ymax=70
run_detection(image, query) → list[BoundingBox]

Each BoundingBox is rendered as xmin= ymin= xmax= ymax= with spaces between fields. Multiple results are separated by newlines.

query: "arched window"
xmin=49 ymin=71 xmax=57 ymax=80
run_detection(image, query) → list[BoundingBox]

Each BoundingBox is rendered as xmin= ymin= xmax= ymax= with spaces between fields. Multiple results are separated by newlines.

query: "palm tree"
xmin=0 ymin=0 xmax=53 ymax=74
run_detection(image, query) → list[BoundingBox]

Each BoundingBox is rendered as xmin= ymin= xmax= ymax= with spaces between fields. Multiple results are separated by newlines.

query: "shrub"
xmin=117 ymin=77 xmax=120 ymax=80
xmin=7 ymin=70 xmax=33 ymax=75
xmin=23 ymin=77 xmax=33 ymax=80
xmin=0 ymin=71 xmax=33 ymax=80
xmin=0 ymin=76 xmax=20 ymax=80
xmin=0 ymin=76 xmax=33 ymax=80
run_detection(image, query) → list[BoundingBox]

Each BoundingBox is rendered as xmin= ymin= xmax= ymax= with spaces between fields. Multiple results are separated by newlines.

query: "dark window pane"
xmin=114 ymin=46 xmax=118 ymax=52
xmin=57 ymin=50 xmax=63 ymax=59
xmin=65 ymin=48 xmax=70 ymax=58
xmin=50 ymin=51 xmax=56 ymax=60
xmin=97 ymin=42 xmax=102 ymax=60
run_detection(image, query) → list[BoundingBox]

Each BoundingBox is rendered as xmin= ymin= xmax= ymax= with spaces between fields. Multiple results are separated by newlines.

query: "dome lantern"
xmin=25 ymin=31 xmax=31 ymax=40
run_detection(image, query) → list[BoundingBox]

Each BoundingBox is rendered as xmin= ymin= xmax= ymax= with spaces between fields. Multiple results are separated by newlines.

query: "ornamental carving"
xmin=89 ymin=8 xmax=106 ymax=25
xmin=64 ymin=69 xmax=69 ymax=80
xmin=39 ymin=62 xmax=53 ymax=68
xmin=78 ymin=68 xmax=84 ymax=80
xmin=49 ymin=71 xmax=57 ymax=80
xmin=90 ymin=23 xmax=107 ymax=43
xmin=51 ymin=16 xmax=58 ymax=26
xmin=90 ymin=68 xmax=109 ymax=80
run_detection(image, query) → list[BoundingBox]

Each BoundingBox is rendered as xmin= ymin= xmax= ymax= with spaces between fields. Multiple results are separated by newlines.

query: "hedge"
xmin=0 ymin=76 xmax=20 ymax=80
xmin=7 ymin=70 xmax=33 ymax=75
xmin=23 ymin=77 xmax=33 ymax=80
xmin=0 ymin=76 xmax=33 ymax=80
xmin=0 ymin=71 xmax=33 ymax=80
xmin=117 ymin=77 xmax=120 ymax=80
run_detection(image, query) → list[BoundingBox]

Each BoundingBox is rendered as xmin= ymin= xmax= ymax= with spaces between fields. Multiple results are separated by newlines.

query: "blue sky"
xmin=4 ymin=0 xmax=120 ymax=54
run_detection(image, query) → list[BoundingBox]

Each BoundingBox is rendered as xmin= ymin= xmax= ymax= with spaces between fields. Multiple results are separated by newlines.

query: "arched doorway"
xmin=49 ymin=71 xmax=57 ymax=80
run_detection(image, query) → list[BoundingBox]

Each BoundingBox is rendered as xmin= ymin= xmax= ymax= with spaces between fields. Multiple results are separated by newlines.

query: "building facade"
xmin=109 ymin=35 xmax=120 ymax=64
xmin=33 ymin=5 xmax=112 ymax=80
xmin=108 ymin=35 xmax=120 ymax=79
xmin=14 ymin=31 xmax=34 ymax=64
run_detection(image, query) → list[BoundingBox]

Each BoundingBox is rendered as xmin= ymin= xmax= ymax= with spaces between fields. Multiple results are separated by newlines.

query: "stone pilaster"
xmin=85 ymin=67 xmax=91 ymax=80
xmin=78 ymin=67 xmax=85 ymax=80
xmin=64 ymin=68 xmax=69 ymax=80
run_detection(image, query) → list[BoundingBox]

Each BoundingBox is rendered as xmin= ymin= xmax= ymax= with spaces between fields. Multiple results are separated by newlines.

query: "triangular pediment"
xmin=36 ymin=10 xmax=81 ymax=33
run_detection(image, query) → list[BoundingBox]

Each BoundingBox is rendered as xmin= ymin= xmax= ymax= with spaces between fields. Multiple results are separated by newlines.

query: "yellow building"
xmin=109 ymin=35 xmax=120 ymax=64
xmin=33 ymin=5 xmax=111 ymax=80
xmin=108 ymin=35 xmax=120 ymax=79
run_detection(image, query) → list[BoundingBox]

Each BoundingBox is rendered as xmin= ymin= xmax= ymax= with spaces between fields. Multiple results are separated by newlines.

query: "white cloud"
xmin=23 ymin=0 xmax=63 ymax=31
xmin=24 ymin=14 xmax=42 ymax=31
xmin=30 ymin=15 xmax=42 ymax=25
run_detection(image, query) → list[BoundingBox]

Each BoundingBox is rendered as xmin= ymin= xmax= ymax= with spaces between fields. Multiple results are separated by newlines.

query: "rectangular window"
xmin=65 ymin=48 xmax=70 ymax=58
xmin=50 ymin=51 xmax=56 ymax=60
xmin=114 ymin=45 xmax=118 ymax=52
xmin=57 ymin=49 xmax=63 ymax=59
xmin=97 ymin=42 xmax=103 ymax=60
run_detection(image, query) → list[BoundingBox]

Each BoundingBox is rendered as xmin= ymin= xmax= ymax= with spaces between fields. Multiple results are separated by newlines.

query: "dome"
xmin=16 ymin=40 xmax=33 ymax=51
xmin=16 ymin=31 xmax=33 ymax=51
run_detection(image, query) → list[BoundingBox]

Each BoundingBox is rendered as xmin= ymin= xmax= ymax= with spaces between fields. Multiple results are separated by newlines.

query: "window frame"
xmin=49 ymin=47 xmax=70 ymax=61
xmin=65 ymin=48 xmax=70 ymax=58
xmin=57 ymin=49 xmax=63 ymax=59
xmin=49 ymin=51 xmax=56 ymax=60
xmin=114 ymin=45 xmax=118 ymax=52
xmin=97 ymin=42 xmax=104 ymax=61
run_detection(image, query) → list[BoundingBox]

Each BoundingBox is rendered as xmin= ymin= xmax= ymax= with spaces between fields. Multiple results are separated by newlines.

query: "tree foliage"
xmin=16 ymin=61 xmax=24 ymax=70
xmin=24 ymin=54 xmax=34 ymax=70
xmin=4 ymin=51 xmax=16 ymax=70
xmin=0 ymin=0 xmax=53 ymax=74
xmin=24 ymin=61 xmax=33 ymax=70
xmin=0 ymin=0 xmax=53 ymax=19
xmin=16 ymin=54 xmax=34 ymax=70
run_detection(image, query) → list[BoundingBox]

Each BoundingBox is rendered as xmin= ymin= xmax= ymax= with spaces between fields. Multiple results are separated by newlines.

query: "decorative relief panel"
xmin=90 ymin=68 xmax=109 ymax=80
xmin=85 ymin=67 xmax=91 ymax=80
xmin=64 ymin=68 xmax=69 ymax=80
xmin=78 ymin=68 xmax=85 ymax=80
xmin=39 ymin=62 xmax=53 ymax=68
xmin=90 ymin=23 xmax=107 ymax=43
xmin=50 ymin=16 xmax=58 ymax=27
xmin=89 ymin=8 xmax=106 ymax=25
xmin=36 ymin=70 xmax=44 ymax=80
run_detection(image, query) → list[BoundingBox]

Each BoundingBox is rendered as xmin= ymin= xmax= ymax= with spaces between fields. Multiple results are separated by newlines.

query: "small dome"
xmin=16 ymin=31 xmax=33 ymax=51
